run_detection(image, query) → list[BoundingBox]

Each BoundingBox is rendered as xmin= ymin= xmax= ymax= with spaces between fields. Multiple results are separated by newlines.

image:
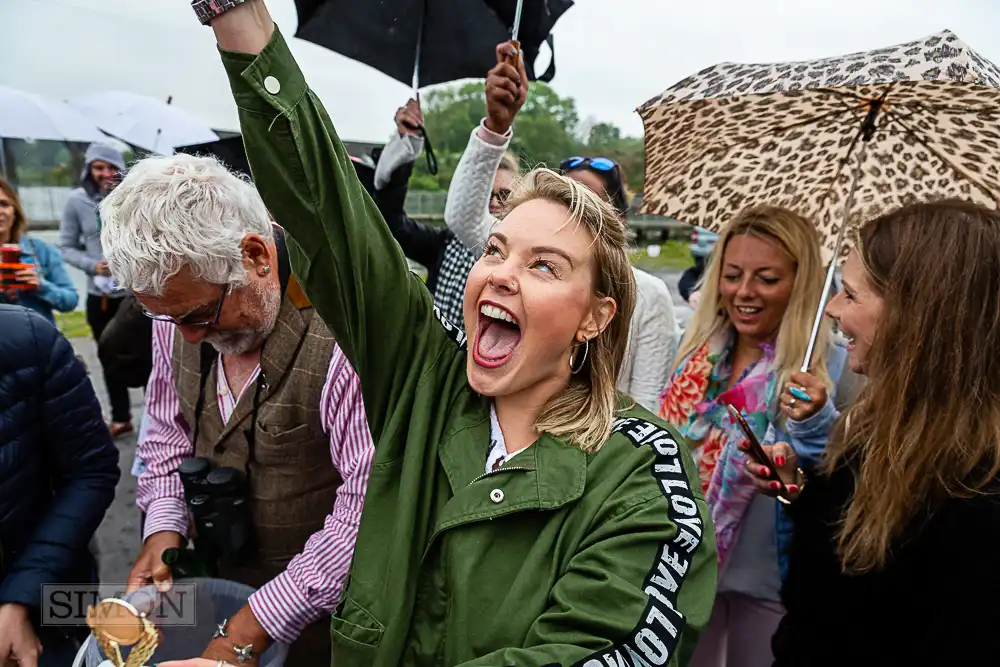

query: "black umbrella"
xmin=293 ymin=0 xmax=574 ymax=88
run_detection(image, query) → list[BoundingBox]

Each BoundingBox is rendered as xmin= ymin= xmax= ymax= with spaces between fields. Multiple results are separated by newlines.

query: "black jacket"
xmin=775 ymin=460 xmax=1000 ymax=666
xmin=372 ymin=159 xmax=453 ymax=294
xmin=0 ymin=305 xmax=120 ymax=611
xmin=98 ymin=293 xmax=154 ymax=388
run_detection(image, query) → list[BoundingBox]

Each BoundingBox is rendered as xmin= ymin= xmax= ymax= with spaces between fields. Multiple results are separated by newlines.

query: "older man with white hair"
xmin=100 ymin=153 xmax=374 ymax=666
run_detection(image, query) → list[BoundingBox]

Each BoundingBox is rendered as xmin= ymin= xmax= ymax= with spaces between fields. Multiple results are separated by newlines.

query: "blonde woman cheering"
xmin=140 ymin=2 xmax=718 ymax=666
xmin=659 ymin=206 xmax=848 ymax=667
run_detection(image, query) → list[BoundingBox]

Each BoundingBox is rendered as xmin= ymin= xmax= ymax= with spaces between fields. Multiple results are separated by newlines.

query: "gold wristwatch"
xmin=86 ymin=598 xmax=160 ymax=667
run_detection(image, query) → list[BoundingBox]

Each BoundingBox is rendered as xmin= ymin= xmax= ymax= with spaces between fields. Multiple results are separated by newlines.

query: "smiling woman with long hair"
xmin=660 ymin=205 xmax=849 ymax=667
xmin=152 ymin=3 xmax=719 ymax=667
xmin=745 ymin=199 xmax=1000 ymax=665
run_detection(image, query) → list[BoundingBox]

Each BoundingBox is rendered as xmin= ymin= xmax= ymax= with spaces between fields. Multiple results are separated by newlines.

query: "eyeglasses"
xmin=490 ymin=188 xmax=512 ymax=205
xmin=560 ymin=156 xmax=617 ymax=172
xmin=143 ymin=286 xmax=228 ymax=327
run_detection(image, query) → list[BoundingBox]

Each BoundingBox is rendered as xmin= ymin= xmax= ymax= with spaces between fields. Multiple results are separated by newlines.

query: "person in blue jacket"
xmin=0 ymin=177 xmax=79 ymax=322
xmin=0 ymin=305 xmax=120 ymax=667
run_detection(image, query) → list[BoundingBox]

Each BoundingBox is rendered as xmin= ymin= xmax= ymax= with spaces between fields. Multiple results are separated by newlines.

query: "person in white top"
xmin=443 ymin=42 xmax=680 ymax=410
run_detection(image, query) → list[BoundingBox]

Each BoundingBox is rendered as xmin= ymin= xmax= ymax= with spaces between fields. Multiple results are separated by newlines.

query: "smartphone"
xmin=727 ymin=404 xmax=787 ymax=493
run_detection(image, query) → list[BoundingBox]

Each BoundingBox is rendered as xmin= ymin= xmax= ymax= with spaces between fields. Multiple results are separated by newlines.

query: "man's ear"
xmin=241 ymin=234 xmax=272 ymax=272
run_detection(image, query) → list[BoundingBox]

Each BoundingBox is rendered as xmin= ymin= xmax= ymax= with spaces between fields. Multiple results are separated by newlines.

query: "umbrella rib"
xmin=706 ymin=104 xmax=858 ymax=156
xmin=883 ymin=107 xmax=1000 ymax=206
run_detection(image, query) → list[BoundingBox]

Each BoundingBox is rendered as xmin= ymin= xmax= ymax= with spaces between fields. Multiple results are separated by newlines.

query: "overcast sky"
xmin=3 ymin=0 xmax=999 ymax=142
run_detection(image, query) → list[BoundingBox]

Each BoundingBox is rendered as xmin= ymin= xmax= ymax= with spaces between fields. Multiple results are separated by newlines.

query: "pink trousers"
xmin=688 ymin=592 xmax=785 ymax=667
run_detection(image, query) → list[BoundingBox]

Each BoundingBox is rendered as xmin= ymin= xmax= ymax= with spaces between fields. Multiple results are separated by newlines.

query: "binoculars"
xmin=177 ymin=457 xmax=255 ymax=567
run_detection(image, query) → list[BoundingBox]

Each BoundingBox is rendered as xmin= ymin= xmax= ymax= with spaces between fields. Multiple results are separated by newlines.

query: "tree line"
xmin=408 ymin=81 xmax=645 ymax=195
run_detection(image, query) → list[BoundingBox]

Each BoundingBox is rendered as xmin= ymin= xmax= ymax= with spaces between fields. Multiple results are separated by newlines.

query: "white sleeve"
xmin=619 ymin=269 xmax=680 ymax=411
xmin=374 ymin=133 xmax=424 ymax=191
xmin=443 ymin=121 xmax=511 ymax=250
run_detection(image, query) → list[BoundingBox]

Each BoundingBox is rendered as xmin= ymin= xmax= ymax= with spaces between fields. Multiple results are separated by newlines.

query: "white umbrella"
xmin=69 ymin=91 xmax=218 ymax=154
xmin=0 ymin=85 xmax=107 ymax=142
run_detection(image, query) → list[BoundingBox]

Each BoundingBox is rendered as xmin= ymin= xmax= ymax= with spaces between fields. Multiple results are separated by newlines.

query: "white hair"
xmin=99 ymin=153 xmax=273 ymax=296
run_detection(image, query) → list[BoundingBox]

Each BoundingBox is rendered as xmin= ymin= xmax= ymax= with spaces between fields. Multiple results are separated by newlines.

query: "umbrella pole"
xmin=0 ymin=138 xmax=7 ymax=181
xmin=800 ymin=142 xmax=868 ymax=373
xmin=511 ymin=0 xmax=525 ymax=42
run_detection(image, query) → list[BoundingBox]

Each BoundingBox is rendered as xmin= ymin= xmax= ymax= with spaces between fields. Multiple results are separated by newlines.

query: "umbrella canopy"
xmin=0 ymin=85 xmax=107 ymax=142
xmin=293 ymin=0 xmax=573 ymax=88
xmin=639 ymin=29 xmax=1000 ymax=262
xmin=69 ymin=91 xmax=218 ymax=155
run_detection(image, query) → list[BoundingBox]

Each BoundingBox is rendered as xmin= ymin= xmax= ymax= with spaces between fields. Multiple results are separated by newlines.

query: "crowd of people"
xmin=3 ymin=2 xmax=1000 ymax=667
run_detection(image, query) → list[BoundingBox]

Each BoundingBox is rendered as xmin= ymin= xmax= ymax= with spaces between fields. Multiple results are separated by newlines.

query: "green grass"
xmin=630 ymin=240 xmax=691 ymax=273
xmin=55 ymin=310 xmax=91 ymax=339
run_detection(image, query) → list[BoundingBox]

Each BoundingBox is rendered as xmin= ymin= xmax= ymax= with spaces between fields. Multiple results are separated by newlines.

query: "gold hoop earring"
xmin=569 ymin=339 xmax=590 ymax=374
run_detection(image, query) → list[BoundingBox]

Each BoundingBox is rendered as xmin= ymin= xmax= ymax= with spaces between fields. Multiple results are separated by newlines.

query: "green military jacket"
xmin=219 ymin=27 xmax=717 ymax=667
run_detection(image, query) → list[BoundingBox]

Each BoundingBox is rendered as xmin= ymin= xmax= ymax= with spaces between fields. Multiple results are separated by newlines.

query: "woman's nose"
xmin=736 ymin=279 xmax=756 ymax=299
xmin=489 ymin=261 xmax=519 ymax=293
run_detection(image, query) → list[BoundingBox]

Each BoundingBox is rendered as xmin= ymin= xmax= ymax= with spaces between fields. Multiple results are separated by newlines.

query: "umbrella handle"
xmin=506 ymin=40 xmax=522 ymax=74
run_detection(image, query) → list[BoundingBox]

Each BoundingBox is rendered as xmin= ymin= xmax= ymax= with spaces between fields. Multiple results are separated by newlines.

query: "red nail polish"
xmin=775 ymin=456 xmax=786 ymax=467
xmin=788 ymin=484 xmax=799 ymax=494
xmin=770 ymin=481 xmax=781 ymax=490
xmin=761 ymin=467 xmax=770 ymax=478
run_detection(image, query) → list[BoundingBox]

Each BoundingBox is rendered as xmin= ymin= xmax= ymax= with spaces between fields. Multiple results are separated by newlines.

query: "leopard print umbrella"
xmin=639 ymin=30 xmax=1000 ymax=262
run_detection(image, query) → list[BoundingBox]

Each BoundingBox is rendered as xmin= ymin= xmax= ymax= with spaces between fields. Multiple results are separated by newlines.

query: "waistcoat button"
xmin=490 ymin=489 xmax=504 ymax=503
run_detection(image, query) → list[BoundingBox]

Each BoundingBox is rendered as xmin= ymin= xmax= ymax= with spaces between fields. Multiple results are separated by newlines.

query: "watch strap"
xmin=192 ymin=0 xmax=249 ymax=25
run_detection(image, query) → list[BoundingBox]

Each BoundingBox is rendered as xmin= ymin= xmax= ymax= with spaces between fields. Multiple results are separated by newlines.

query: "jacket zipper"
xmin=467 ymin=466 xmax=530 ymax=486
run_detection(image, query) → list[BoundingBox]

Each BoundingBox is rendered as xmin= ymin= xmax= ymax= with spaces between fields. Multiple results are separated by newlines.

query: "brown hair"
xmin=503 ymin=168 xmax=636 ymax=452
xmin=0 ymin=176 xmax=28 ymax=243
xmin=826 ymin=199 xmax=1000 ymax=573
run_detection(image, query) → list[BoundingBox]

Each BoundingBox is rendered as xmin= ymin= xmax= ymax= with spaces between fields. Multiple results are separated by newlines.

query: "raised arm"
xmin=210 ymin=2 xmax=444 ymax=440
xmin=443 ymin=44 xmax=523 ymax=250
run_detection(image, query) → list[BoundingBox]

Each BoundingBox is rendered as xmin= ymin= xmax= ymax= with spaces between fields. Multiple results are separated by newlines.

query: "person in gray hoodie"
xmin=59 ymin=142 xmax=133 ymax=438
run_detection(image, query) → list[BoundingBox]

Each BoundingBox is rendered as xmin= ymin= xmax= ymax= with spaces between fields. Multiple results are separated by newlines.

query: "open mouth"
xmin=734 ymin=305 xmax=763 ymax=317
xmin=473 ymin=302 xmax=522 ymax=369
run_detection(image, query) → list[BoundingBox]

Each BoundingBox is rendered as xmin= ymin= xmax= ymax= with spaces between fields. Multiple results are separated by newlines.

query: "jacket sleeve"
xmin=457 ymin=423 xmax=717 ymax=667
xmin=58 ymin=195 xmax=99 ymax=275
xmin=374 ymin=160 xmax=449 ymax=270
xmin=0 ymin=313 xmax=119 ymax=608
xmin=622 ymin=271 xmax=679 ymax=411
xmin=443 ymin=121 xmax=509 ymax=250
xmin=219 ymin=27 xmax=450 ymax=444
xmin=785 ymin=343 xmax=849 ymax=470
xmin=33 ymin=240 xmax=79 ymax=313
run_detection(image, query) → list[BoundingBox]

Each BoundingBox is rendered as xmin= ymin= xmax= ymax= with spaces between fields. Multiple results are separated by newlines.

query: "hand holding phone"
xmin=727 ymin=404 xmax=789 ymax=497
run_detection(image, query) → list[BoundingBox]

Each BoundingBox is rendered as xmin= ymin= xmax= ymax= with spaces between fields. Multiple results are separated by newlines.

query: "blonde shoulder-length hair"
xmin=500 ymin=168 xmax=637 ymax=453
xmin=673 ymin=205 xmax=832 ymax=397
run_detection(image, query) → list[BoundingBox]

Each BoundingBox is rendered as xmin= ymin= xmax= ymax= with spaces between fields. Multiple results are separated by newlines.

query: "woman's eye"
xmin=722 ymin=274 xmax=739 ymax=282
xmin=483 ymin=243 xmax=502 ymax=258
xmin=532 ymin=261 xmax=554 ymax=274
xmin=759 ymin=276 xmax=779 ymax=285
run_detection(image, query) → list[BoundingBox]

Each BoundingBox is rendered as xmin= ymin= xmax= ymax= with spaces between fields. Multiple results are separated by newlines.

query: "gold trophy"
xmin=86 ymin=598 xmax=160 ymax=667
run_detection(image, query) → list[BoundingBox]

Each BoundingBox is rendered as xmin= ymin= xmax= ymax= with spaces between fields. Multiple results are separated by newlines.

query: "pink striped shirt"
xmin=138 ymin=319 xmax=374 ymax=644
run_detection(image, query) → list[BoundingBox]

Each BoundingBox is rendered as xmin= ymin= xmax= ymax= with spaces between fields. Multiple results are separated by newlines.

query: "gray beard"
xmin=206 ymin=280 xmax=282 ymax=356
xmin=204 ymin=329 xmax=271 ymax=356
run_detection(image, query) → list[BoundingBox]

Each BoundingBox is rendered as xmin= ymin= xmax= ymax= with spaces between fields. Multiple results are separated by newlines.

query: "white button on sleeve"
xmin=264 ymin=76 xmax=281 ymax=95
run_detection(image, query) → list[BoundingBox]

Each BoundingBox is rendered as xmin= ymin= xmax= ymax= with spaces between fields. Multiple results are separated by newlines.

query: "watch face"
xmin=87 ymin=599 xmax=144 ymax=645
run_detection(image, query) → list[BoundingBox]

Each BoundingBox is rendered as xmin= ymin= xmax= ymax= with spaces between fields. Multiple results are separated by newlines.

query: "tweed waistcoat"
xmin=171 ymin=281 xmax=341 ymax=586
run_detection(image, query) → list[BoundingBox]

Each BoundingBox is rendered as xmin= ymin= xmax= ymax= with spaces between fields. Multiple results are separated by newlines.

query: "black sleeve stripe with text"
xmin=573 ymin=416 xmax=706 ymax=667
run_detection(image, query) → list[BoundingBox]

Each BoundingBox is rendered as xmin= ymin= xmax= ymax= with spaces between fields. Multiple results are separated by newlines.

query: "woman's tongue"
xmin=477 ymin=320 xmax=521 ymax=360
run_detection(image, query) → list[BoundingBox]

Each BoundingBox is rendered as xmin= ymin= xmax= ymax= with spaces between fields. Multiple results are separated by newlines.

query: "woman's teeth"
xmin=480 ymin=304 xmax=517 ymax=324
xmin=736 ymin=306 xmax=762 ymax=316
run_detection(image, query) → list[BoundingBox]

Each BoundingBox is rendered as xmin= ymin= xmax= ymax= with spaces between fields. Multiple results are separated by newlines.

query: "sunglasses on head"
xmin=560 ymin=156 xmax=617 ymax=172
